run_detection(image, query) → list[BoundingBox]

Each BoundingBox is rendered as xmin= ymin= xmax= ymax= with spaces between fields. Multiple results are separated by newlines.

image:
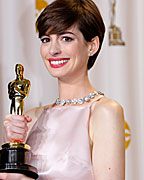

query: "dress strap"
xmin=87 ymin=94 xmax=104 ymax=108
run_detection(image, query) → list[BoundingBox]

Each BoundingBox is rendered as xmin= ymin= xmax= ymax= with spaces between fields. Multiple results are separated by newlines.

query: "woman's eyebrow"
xmin=41 ymin=31 xmax=76 ymax=37
xmin=40 ymin=34 xmax=49 ymax=37
xmin=59 ymin=31 xmax=76 ymax=36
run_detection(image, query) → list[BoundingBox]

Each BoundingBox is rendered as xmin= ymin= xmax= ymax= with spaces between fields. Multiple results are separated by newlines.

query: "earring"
xmin=90 ymin=52 xmax=93 ymax=56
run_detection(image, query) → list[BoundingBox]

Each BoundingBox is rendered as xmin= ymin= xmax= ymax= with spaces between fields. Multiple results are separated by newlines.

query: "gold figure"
xmin=0 ymin=64 xmax=38 ymax=179
xmin=8 ymin=64 xmax=30 ymax=116
xmin=35 ymin=0 xmax=48 ymax=17
xmin=125 ymin=121 xmax=131 ymax=149
xmin=110 ymin=0 xmax=116 ymax=27
xmin=35 ymin=0 xmax=48 ymax=12
xmin=109 ymin=0 xmax=125 ymax=46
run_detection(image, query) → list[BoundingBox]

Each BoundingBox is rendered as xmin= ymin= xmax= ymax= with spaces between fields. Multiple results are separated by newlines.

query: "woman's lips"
xmin=48 ymin=58 xmax=70 ymax=68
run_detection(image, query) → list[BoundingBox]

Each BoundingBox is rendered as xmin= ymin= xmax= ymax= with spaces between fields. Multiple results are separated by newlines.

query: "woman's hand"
xmin=0 ymin=173 xmax=34 ymax=180
xmin=3 ymin=114 xmax=32 ymax=143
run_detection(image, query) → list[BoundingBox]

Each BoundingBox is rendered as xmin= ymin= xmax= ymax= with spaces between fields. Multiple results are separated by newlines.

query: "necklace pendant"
xmin=61 ymin=100 xmax=66 ymax=106
xmin=66 ymin=99 xmax=71 ymax=105
xmin=56 ymin=98 xmax=60 ymax=105
xmin=94 ymin=91 xmax=99 ymax=95
xmin=84 ymin=96 xmax=90 ymax=102
xmin=72 ymin=98 xmax=77 ymax=104
xmin=78 ymin=98 xmax=84 ymax=105
xmin=98 ymin=91 xmax=104 ymax=95
xmin=89 ymin=93 xmax=94 ymax=99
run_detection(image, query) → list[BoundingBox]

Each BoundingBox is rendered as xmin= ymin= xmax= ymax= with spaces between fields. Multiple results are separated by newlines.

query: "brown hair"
xmin=36 ymin=0 xmax=105 ymax=70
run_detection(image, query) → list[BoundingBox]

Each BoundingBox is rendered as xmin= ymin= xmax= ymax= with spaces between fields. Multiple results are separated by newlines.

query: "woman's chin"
xmin=48 ymin=70 xmax=67 ymax=79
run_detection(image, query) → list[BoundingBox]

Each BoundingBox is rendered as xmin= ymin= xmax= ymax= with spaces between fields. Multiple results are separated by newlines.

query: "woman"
xmin=0 ymin=0 xmax=125 ymax=179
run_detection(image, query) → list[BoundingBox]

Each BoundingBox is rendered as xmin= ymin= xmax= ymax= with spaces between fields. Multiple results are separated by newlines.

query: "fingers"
xmin=24 ymin=115 xmax=32 ymax=123
xmin=3 ymin=114 xmax=32 ymax=142
xmin=0 ymin=173 xmax=34 ymax=180
xmin=0 ymin=173 xmax=7 ymax=180
xmin=4 ymin=118 xmax=27 ymax=129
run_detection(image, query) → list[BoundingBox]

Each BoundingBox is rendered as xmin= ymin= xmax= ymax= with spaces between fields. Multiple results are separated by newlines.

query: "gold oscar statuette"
xmin=109 ymin=0 xmax=125 ymax=46
xmin=0 ymin=64 xmax=38 ymax=179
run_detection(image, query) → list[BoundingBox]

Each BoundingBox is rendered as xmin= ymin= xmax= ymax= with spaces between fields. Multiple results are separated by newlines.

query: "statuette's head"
xmin=15 ymin=64 xmax=24 ymax=76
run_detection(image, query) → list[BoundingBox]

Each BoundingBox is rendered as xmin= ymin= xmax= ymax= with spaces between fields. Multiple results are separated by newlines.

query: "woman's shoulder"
xmin=89 ymin=96 xmax=124 ymax=141
xmin=91 ymin=96 xmax=124 ymax=116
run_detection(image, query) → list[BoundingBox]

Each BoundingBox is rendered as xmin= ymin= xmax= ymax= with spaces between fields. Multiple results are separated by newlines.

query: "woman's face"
xmin=40 ymin=25 xmax=91 ymax=81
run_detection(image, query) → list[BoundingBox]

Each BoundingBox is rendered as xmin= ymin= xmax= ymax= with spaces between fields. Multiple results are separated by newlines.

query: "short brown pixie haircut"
xmin=36 ymin=0 xmax=105 ymax=70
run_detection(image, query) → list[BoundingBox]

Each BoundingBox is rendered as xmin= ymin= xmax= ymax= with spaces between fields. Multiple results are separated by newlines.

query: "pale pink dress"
xmin=26 ymin=98 xmax=102 ymax=180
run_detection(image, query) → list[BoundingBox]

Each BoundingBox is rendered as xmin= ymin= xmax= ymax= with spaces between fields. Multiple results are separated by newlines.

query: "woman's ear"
xmin=88 ymin=36 xmax=99 ymax=56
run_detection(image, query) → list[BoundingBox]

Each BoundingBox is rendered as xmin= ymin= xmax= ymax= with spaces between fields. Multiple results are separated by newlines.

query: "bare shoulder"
xmin=91 ymin=96 xmax=124 ymax=116
xmin=90 ymin=97 xmax=125 ymax=143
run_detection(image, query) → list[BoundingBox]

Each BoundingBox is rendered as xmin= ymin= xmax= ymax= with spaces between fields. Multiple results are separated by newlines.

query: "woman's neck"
xmin=58 ymin=75 xmax=96 ymax=100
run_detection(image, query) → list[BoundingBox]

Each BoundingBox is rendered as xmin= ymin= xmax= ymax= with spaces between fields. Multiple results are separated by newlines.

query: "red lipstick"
xmin=48 ymin=58 xmax=70 ymax=68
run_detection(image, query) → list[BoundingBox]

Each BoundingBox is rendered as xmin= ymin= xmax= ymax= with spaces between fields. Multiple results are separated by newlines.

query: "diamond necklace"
xmin=55 ymin=91 xmax=104 ymax=106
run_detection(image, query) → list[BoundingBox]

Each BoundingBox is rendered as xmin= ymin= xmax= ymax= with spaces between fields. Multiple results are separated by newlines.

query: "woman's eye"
xmin=62 ymin=36 xmax=73 ymax=42
xmin=40 ymin=37 xmax=50 ymax=43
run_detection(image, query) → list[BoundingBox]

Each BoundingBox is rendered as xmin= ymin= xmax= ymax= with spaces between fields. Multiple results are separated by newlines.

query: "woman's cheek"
xmin=40 ymin=45 xmax=47 ymax=58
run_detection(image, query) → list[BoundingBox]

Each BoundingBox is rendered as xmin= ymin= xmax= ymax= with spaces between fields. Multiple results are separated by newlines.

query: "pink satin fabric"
xmin=26 ymin=102 xmax=97 ymax=180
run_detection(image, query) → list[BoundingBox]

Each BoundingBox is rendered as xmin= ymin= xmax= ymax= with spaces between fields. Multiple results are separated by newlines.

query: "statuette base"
xmin=0 ymin=143 xmax=38 ymax=179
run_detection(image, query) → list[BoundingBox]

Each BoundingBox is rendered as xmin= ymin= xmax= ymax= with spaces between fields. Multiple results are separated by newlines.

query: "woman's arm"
xmin=1 ymin=107 xmax=44 ymax=180
xmin=90 ymin=98 xmax=125 ymax=180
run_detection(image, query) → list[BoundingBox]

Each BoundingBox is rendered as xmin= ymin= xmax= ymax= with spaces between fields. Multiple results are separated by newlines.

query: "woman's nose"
xmin=49 ymin=40 xmax=61 ymax=56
